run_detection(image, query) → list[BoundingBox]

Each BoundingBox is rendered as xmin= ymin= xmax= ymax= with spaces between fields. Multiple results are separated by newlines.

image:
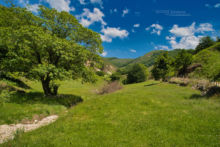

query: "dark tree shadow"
xmin=144 ymin=83 xmax=160 ymax=87
xmin=0 ymin=74 xmax=31 ymax=89
xmin=8 ymin=91 xmax=83 ymax=108
xmin=189 ymin=94 xmax=207 ymax=99
xmin=190 ymin=86 xmax=220 ymax=99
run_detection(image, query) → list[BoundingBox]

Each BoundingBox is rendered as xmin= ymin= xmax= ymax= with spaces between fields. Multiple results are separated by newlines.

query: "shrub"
xmin=126 ymin=64 xmax=148 ymax=84
xmin=174 ymin=50 xmax=193 ymax=77
xmin=110 ymin=72 xmax=121 ymax=81
xmin=96 ymin=71 xmax=105 ymax=77
xmin=98 ymin=81 xmax=123 ymax=94
xmin=195 ymin=36 xmax=215 ymax=53
xmin=151 ymin=52 xmax=173 ymax=81
xmin=0 ymin=90 xmax=11 ymax=105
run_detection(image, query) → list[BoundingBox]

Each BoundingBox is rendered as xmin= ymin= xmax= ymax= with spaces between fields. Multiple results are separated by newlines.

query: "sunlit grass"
xmin=3 ymin=80 xmax=220 ymax=146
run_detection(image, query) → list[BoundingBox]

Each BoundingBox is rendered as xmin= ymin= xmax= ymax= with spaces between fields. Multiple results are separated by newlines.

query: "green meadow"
xmin=2 ymin=80 xmax=220 ymax=146
xmin=1 ymin=3 xmax=220 ymax=147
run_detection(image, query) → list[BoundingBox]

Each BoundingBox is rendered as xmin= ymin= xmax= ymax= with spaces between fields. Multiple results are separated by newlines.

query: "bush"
xmin=174 ymin=50 xmax=193 ymax=77
xmin=151 ymin=52 xmax=173 ymax=81
xmin=126 ymin=64 xmax=148 ymax=84
xmin=110 ymin=72 xmax=121 ymax=81
xmin=0 ymin=90 xmax=11 ymax=105
xmin=195 ymin=36 xmax=215 ymax=53
xmin=96 ymin=71 xmax=105 ymax=77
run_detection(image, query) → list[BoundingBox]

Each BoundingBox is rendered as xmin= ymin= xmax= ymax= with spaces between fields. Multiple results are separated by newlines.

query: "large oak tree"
xmin=0 ymin=5 xmax=103 ymax=96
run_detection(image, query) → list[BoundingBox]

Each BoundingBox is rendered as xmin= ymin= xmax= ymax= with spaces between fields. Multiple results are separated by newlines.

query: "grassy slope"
xmin=129 ymin=49 xmax=182 ymax=67
xmin=192 ymin=42 xmax=220 ymax=79
xmin=103 ymin=57 xmax=134 ymax=68
xmin=0 ymin=79 xmax=103 ymax=125
xmin=0 ymin=80 xmax=65 ymax=125
xmin=103 ymin=49 xmax=182 ymax=70
xmin=3 ymin=80 xmax=220 ymax=147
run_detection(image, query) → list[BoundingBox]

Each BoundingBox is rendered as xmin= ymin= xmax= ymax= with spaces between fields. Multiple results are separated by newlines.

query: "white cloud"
xmin=101 ymin=51 xmax=107 ymax=57
xmin=18 ymin=0 xmax=40 ymax=13
xmin=90 ymin=0 xmax=102 ymax=4
xmin=90 ymin=0 xmax=103 ymax=8
xmin=79 ymin=0 xmax=86 ymax=5
xmin=134 ymin=24 xmax=140 ymax=28
xmin=167 ymin=22 xmax=214 ymax=49
xmin=154 ymin=45 xmax=169 ymax=50
xmin=197 ymin=23 xmax=214 ymax=33
xmin=214 ymin=3 xmax=220 ymax=8
xmin=79 ymin=0 xmax=103 ymax=7
xmin=130 ymin=49 xmax=136 ymax=53
xmin=100 ymin=34 xmax=112 ymax=42
xmin=78 ymin=8 xmax=106 ymax=27
xmin=101 ymin=27 xmax=129 ymax=43
xmin=26 ymin=4 xmax=39 ymax=13
xmin=122 ymin=8 xmax=129 ymax=17
xmin=166 ymin=35 xmax=202 ymax=49
xmin=18 ymin=0 xmax=26 ymax=5
xmin=45 ymin=0 xmax=75 ymax=12
xmin=169 ymin=22 xmax=195 ymax=37
xmin=146 ymin=24 xmax=163 ymax=35
xmin=131 ymin=29 xmax=135 ymax=33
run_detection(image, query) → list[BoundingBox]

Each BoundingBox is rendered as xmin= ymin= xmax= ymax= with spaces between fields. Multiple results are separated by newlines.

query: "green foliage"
xmin=103 ymin=57 xmax=134 ymax=68
xmin=110 ymin=72 xmax=121 ymax=81
xmin=96 ymin=71 xmax=105 ymax=77
xmin=0 ymin=5 xmax=103 ymax=95
xmin=216 ymin=36 xmax=220 ymax=42
xmin=174 ymin=50 xmax=193 ymax=76
xmin=151 ymin=52 xmax=173 ymax=81
xmin=0 ymin=90 xmax=11 ymax=105
xmin=126 ymin=64 xmax=148 ymax=84
xmin=193 ymin=44 xmax=220 ymax=81
xmin=121 ymin=49 xmax=182 ymax=68
xmin=195 ymin=36 xmax=215 ymax=53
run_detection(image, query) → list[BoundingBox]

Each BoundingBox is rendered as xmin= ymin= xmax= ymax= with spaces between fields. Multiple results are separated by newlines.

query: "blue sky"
xmin=1 ymin=0 xmax=220 ymax=58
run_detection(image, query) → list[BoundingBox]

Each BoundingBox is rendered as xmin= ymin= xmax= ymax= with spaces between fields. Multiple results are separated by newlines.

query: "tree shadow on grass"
xmin=190 ymin=86 xmax=220 ymax=100
xmin=189 ymin=94 xmax=207 ymax=99
xmin=0 ymin=74 xmax=31 ymax=89
xmin=144 ymin=83 xmax=160 ymax=87
xmin=8 ymin=92 xmax=83 ymax=108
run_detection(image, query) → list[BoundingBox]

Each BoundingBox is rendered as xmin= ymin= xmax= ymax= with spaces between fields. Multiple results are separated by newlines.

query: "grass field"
xmin=1 ymin=80 xmax=220 ymax=146
xmin=0 ymin=79 xmax=99 ymax=125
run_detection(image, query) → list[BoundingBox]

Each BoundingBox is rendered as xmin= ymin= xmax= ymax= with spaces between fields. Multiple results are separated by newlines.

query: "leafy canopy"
xmin=174 ymin=50 xmax=193 ymax=77
xmin=126 ymin=63 xmax=149 ymax=84
xmin=151 ymin=52 xmax=173 ymax=81
xmin=195 ymin=36 xmax=215 ymax=53
xmin=0 ymin=5 xmax=103 ymax=95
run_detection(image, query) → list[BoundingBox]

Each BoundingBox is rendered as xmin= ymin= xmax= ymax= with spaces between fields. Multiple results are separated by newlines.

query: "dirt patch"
xmin=97 ymin=81 xmax=123 ymax=94
xmin=0 ymin=115 xmax=58 ymax=144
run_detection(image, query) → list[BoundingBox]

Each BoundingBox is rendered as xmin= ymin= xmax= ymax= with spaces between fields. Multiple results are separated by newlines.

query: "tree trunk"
xmin=41 ymin=77 xmax=52 ymax=96
xmin=41 ymin=75 xmax=59 ymax=96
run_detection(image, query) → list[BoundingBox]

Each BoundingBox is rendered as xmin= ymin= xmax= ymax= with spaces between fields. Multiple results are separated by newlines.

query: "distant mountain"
xmin=129 ymin=49 xmax=183 ymax=67
xmin=102 ymin=57 xmax=134 ymax=68
xmin=103 ymin=49 xmax=183 ymax=69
